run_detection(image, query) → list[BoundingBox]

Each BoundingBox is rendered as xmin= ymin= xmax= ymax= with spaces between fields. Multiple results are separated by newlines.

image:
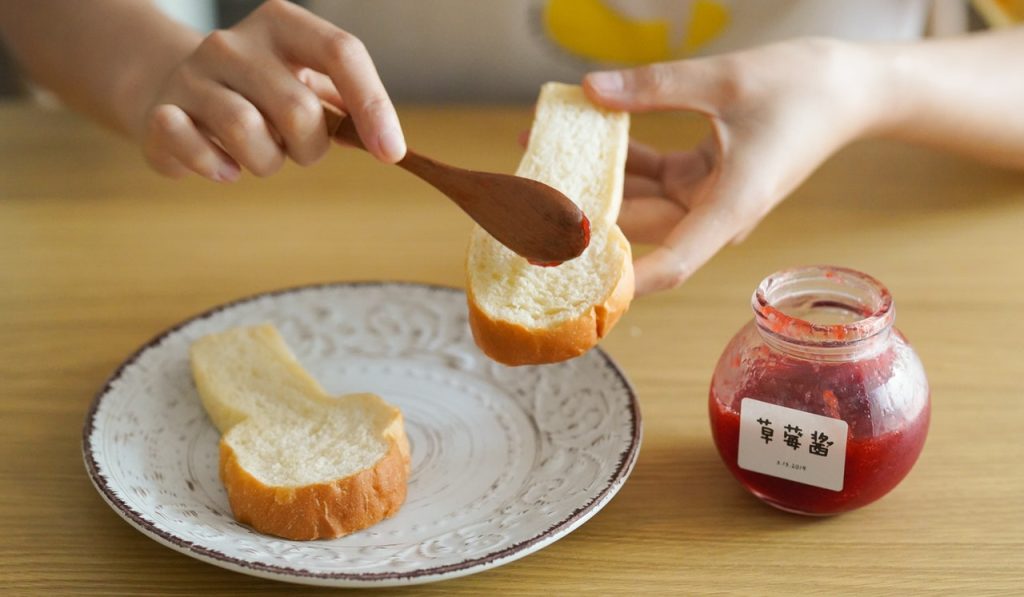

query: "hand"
xmin=141 ymin=0 xmax=404 ymax=182
xmin=584 ymin=38 xmax=883 ymax=295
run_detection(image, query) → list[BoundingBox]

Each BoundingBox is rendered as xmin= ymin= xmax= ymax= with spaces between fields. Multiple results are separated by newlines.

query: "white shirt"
xmin=306 ymin=0 xmax=935 ymax=101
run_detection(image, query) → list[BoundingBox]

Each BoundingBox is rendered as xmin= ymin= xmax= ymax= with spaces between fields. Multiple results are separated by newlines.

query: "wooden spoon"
xmin=322 ymin=104 xmax=590 ymax=265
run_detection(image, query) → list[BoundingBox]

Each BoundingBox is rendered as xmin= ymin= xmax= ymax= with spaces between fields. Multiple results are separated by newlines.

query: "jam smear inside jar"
xmin=709 ymin=266 xmax=930 ymax=515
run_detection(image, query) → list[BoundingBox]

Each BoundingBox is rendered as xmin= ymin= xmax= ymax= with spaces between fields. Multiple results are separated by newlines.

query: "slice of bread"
xmin=189 ymin=324 xmax=410 ymax=541
xmin=466 ymin=82 xmax=634 ymax=365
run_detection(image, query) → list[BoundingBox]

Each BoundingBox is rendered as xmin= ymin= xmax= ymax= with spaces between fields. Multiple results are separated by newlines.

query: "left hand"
xmin=584 ymin=38 xmax=884 ymax=295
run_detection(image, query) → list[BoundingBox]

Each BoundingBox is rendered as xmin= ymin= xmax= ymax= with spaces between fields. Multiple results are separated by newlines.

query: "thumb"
xmin=583 ymin=60 xmax=725 ymax=114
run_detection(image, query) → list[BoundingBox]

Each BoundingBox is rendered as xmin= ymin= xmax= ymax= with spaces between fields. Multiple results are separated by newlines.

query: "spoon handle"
xmin=322 ymin=103 xmax=364 ymax=150
xmin=320 ymin=102 xmax=589 ymax=264
xmin=322 ymin=103 xmax=478 ymax=210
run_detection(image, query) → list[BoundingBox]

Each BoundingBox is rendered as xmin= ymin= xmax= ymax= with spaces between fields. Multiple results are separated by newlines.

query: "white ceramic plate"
xmin=83 ymin=282 xmax=641 ymax=587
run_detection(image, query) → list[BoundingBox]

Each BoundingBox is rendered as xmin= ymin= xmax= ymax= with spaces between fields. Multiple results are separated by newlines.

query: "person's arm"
xmin=581 ymin=28 xmax=1024 ymax=295
xmin=0 ymin=0 xmax=405 ymax=182
xmin=0 ymin=0 xmax=199 ymax=137
xmin=876 ymin=27 xmax=1024 ymax=170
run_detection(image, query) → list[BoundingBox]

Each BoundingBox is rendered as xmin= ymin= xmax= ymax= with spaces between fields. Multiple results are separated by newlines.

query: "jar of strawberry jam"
xmin=709 ymin=266 xmax=930 ymax=515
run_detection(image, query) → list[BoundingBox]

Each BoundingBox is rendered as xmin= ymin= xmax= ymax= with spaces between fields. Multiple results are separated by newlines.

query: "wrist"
xmin=846 ymin=40 xmax=915 ymax=139
xmin=113 ymin=21 xmax=201 ymax=139
xmin=779 ymin=38 xmax=892 ymax=145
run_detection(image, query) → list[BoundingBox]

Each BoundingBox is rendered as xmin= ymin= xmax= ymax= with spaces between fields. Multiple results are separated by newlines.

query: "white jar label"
xmin=737 ymin=398 xmax=849 ymax=491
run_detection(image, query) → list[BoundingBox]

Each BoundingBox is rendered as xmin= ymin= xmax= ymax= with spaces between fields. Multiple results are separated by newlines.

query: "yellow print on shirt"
xmin=543 ymin=0 xmax=730 ymax=64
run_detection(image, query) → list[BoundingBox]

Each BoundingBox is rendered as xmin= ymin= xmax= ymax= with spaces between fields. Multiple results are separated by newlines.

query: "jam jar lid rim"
xmin=751 ymin=265 xmax=894 ymax=345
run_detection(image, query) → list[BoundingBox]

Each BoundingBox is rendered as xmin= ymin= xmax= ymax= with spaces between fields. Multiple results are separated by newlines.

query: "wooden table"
xmin=2 ymin=101 xmax=1023 ymax=595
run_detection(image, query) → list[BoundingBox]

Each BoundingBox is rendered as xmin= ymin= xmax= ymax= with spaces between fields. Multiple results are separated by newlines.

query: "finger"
xmin=625 ymin=139 xmax=665 ymax=179
xmin=623 ymin=174 xmax=663 ymax=199
xmin=228 ymin=60 xmax=328 ymax=167
xmin=517 ymin=101 xmax=542 ymax=147
xmin=143 ymin=148 xmax=190 ymax=179
xmin=617 ymin=196 xmax=687 ymax=244
xmin=731 ymin=219 xmax=761 ymax=245
xmin=624 ymin=147 xmax=715 ymax=206
xmin=254 ymin=0 xmax=406 ymax=163
xmin=196 ymin=31 xmax=329 ymax=167
xmin=660 ymin=148 xmax=715 ymax=211
xmin=633 ymin=194 xmax=748 ymax=295
xmin=143 ymin=104 xmax=240 ymax=182
xmin=517 ymin=129 xmax=530 ymax=148
xmin=633 ymin=245 xmax=698 ymax=296
xmin=583 ymin=58 xmax=729 ymax=113
xmin=176 ymin=79 xmax=287 ymax=177
xmin=296 ymin=68 xmax=355 ymax=147
xmin=296 ymin=67 xmax=344 ymax=109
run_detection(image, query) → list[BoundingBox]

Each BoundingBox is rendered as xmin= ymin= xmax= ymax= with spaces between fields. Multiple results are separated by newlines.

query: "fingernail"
xmin=587 ymin=71 xmax=624 ymax=95
xmin=377 ymin=128 xmax=407 ymax=163
xmin=214 ymin=162 xmax=240 ymax=183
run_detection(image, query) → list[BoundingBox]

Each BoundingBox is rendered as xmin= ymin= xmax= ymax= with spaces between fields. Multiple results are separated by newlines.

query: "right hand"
xmin=141 ymin=0 xmax=405 ymax=182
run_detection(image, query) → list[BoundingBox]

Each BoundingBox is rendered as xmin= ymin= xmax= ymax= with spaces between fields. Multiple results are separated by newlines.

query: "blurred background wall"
xmin=0 ymin=0 xmax=1014 ymax=101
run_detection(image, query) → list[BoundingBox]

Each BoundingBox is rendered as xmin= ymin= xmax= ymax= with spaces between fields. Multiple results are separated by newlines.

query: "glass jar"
xmin=709 ymin=266 xmax=930 ymax=515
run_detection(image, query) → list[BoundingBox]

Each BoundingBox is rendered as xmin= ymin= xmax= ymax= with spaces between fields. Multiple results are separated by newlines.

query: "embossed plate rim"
xmin=82 ymin=281 xmax=642 ymax=587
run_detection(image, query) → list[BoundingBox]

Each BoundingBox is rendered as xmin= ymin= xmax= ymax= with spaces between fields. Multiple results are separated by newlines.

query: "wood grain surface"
xmin=2 ymin=102 xmax=1022 ymax=595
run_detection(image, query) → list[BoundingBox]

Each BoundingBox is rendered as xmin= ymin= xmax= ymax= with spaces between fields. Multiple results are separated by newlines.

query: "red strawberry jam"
xmin=709 ymin=266 xmax=930 ymax=515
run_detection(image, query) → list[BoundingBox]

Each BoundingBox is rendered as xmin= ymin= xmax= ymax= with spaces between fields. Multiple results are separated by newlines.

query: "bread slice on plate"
xmin=466 ymin=82 xmax=634 ymax=366
xmin=189 ymin=324 xmax=410 ymax=541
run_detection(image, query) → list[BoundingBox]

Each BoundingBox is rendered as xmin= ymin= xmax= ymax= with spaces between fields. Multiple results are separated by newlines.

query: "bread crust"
xmin=219 ymin=418 xmax=411 ymax=541
xmin=467 ymin=228 xmax=634 ymax=366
